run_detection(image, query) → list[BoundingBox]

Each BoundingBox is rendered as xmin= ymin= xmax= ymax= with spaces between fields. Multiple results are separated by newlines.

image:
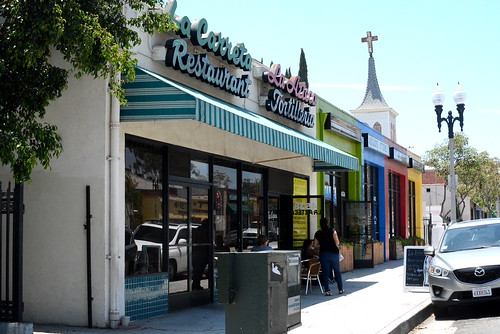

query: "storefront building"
xmin=384 ymin=140 xmax=410 ymax=240
xmin=357 ymin=122 xmax=388 ymax=257
xmin=0 ymin=5 xmax=359 ymax=327
xmin=316 ymin=98 xmax=382 ymax=268
xmin=407 ymin=152 xmax=424 ymax=239
xmin=121 ymin=8 xmax=362 ymax=319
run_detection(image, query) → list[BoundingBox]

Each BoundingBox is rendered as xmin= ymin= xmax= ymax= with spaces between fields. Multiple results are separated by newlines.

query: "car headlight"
xmin=429 ymin=265 xmax=449 ymax=277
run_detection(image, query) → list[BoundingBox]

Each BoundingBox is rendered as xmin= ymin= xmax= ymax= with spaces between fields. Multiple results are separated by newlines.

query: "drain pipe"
xmin=108 ymin=80 xmax=122 ymax=329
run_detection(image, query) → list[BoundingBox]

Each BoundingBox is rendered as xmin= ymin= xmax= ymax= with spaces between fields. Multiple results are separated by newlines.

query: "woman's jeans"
xmin=319 ymin=252 xmax=343 ymax=292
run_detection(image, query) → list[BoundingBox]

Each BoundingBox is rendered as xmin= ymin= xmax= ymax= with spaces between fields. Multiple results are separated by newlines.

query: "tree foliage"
xmin=469 ymin=155 xmax=500 ymax=214
xmin=298 ymin=48 xmax=308 ymax=88
xmin=424 ymin=133 xmax=500 ymax=221
xmin=0 ymin=0 xmax=177 ymax=183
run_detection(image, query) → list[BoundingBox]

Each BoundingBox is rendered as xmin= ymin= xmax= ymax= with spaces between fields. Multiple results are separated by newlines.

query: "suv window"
xmin=134 ymin=226 xmax=162 ymax=243
xmin=177 ymin=228 xmax=188 ymax=243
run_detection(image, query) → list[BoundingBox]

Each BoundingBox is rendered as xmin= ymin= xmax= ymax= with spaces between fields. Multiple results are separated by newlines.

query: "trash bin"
xmin=216 ymin=251 xmax=301 ymax=334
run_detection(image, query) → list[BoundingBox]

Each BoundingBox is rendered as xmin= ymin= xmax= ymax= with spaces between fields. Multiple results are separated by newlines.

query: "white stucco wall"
xmin=0 ymin=58 xmax=114 ymax=326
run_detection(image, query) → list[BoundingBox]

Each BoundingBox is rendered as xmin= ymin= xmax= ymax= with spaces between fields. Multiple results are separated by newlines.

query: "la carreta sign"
xmin=164 ymin=0 xmax=252 ymax=98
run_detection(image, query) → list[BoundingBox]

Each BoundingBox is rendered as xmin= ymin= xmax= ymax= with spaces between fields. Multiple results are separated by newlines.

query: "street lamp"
xmin=432 ymin=83 xmax=466 ymax=224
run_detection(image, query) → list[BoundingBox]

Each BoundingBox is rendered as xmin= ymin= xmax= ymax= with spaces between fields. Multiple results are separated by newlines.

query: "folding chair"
xmin=300 ymin=257 xmax=324 ymax=295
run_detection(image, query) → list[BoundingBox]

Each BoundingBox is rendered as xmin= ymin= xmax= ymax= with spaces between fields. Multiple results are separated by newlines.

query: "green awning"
xmin=227 ymin=203 xmax=254 ymax=215
xmin=121 ymin=67 xmax=358 ymax=171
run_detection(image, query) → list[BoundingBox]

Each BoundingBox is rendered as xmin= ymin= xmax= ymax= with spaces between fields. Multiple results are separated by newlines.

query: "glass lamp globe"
xmin=453 ymin=83 xmax=466 ymax=105
xmin=432 ymin=84 xmax=445 ymax=106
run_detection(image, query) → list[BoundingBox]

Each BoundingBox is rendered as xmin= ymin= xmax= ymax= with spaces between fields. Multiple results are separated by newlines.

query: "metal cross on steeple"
xmin=361 ymin=31 xmax=378 ymax=55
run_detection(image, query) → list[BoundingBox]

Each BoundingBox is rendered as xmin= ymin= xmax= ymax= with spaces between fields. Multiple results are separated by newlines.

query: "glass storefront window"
xmin=268 ymin=197 xmax=279 ymax=249
xmin=125 ymin=146 xmax=163 ymax=277
xmin=190 ymin=154 xmax=209 ymax=181
xmin=242 ymin=170 xmax=264 ymax=250
xmin=408 ymin=180 xmax=416 ymax=237
xmin=325 ymin=173 xmax=343 ymax=235
xmin=169 ymin=148 xmax=190 ymax=178
xmin=214 ymin=164 xmax=237 ymax=250
xmin=388 ymin=172 xmax=401 ymax=238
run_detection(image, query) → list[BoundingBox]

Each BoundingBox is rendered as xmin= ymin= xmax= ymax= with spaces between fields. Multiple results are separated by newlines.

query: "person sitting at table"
xmin=251 ymin=234 xmax=273 ymax=252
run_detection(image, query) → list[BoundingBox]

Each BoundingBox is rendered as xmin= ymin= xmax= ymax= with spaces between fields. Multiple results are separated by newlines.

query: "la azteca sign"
xmin=164 ymin=0 xmax=252 ymax=98
xmin=263 ymin=64 xmax=316 ymax=128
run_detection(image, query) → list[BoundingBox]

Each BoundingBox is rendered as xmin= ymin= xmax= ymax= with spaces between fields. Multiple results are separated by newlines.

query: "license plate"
xmin=472 ymin=287 xmax=492 ymax=298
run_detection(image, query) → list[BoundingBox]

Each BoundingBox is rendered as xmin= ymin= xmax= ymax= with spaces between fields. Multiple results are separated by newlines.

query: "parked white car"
xmin=132 ymin=220 xmax=190 ymax=280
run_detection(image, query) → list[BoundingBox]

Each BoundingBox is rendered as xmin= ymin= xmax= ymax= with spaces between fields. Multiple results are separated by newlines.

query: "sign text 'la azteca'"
xmin=263 ymin=64 xmax=316 ymax=128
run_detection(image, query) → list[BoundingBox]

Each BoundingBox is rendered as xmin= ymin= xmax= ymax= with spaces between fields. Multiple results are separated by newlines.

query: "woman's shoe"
xmin=325 ymin=291 xmax=333 ymax=296
xmin=339 ymin=289 xmax=345 ymax=294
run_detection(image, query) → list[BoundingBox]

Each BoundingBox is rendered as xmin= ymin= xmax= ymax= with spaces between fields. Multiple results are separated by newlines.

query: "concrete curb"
xmin=386 ymin=301 xmax=433 ymax=334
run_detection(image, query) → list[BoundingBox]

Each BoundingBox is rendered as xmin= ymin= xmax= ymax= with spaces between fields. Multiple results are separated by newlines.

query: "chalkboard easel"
xmin=403 ymin=246 xmax=430 ymax=292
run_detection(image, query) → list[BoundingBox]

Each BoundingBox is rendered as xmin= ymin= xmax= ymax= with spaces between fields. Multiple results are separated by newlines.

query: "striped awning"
xmin=121 ymin=67 xmax=358 ymax=171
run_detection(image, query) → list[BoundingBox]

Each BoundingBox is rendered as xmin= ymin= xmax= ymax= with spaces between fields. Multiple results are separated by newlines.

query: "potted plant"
xmin=406 ymin=236 xmax=425 ymax=246
xmin=389 ymin=237 xmax=404 ymax=260
xmin=339 ymin=241 xmax=354 ymax=273
xmin=373 ymin=240 xmax=384 ymax=265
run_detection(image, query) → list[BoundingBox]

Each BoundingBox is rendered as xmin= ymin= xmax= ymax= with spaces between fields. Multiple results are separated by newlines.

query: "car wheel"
xmin=432 ymin=304 xmax=448 ymax=319
xmin=168 ymin=259 xmax=177 ymax=281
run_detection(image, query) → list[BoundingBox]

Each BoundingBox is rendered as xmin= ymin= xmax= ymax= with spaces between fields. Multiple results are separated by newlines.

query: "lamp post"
xmin=432 ymin=83 xmax=466 ymax=224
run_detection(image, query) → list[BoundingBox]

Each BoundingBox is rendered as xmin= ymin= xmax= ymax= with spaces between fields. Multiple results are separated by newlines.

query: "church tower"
xmin=351 ymin=31 xmax=398 ymax=141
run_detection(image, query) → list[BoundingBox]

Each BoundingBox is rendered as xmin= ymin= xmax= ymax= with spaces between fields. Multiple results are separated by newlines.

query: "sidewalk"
xmin=34 ymin=259 xmax=432 ymax=334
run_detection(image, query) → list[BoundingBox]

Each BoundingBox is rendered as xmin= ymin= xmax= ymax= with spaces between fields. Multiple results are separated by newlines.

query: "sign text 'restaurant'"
xmin=167 ymin=0 xmax=252 ymax=71
xmin=166 ymin=39 xmax=252 ymax=98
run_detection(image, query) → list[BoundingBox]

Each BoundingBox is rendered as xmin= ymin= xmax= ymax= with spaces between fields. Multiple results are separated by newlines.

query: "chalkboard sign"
xmin=403 ymin=246 xmax=430 ymax=292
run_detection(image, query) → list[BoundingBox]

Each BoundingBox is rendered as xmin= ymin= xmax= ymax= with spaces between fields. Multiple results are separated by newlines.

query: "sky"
xmin=173 ymin=0 xmax=500 ymax=159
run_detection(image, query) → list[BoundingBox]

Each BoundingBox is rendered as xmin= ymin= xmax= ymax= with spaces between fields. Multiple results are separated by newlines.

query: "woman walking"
xmin=313 ymin=218 xmax=344 ymax=296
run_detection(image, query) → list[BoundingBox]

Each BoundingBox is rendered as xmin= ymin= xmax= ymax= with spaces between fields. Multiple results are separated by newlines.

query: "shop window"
xmin=168 ymin=148 xmax=190 ymax=178
xmin=324 ymin=172 xmax=347 ymax=236
xmin=388 ymin=172 xmax=401 ymax=238
xmin=408 ymin=180 xmax=416 ymax=237
xmin=125 ymin=146 xmax=163 ymax=277
xmin=214 ymin=164 xmax=238 ymax=251
xmin=190 ymin=153 xmax=209 ymax=181
xmin=168 ymin=148 xmax=209 ymax=181
xmin=242 ymin=170 xmax=264 ymax=250
xmin=363 ymin=164 xmax=380 ymax=240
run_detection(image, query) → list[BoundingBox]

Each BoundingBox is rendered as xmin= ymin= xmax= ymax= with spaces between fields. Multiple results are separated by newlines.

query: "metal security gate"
xmin=0 ymin=182 xmax=24 ymax=321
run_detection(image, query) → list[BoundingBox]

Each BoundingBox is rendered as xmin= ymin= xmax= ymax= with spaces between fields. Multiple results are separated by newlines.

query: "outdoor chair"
xmin=301 ymin=257 xmax=324 ymax=295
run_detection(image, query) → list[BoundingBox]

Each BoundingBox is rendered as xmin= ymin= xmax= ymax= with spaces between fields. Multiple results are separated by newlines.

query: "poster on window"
xmin=293 ymin=178 xmax=308 ymax=244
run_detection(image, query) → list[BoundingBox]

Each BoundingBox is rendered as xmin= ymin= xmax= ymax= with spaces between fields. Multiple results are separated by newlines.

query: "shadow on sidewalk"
xmin=300 ymin=259 xmax=403 ymax=308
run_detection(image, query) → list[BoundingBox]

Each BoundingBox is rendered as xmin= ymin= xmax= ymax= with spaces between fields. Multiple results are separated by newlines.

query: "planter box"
xmin=389 ymin=240 xmax=404 ymax=260
xmin=339 ymin=244 xmax=353 ymax=273
xmin=412 ymin=239 xmax=425 ymax=246
xmin=373 ymin=242 xmax=384 ymax=265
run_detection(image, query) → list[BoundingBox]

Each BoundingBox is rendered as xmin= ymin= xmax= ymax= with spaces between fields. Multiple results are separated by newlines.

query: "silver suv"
xmin=424 ymin=218 xmax=500 ymax=317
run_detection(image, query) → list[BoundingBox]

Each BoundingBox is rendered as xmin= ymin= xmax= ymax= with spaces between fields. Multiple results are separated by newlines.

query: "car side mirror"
xmin=423 ymin=245 xmax=435 ymax=256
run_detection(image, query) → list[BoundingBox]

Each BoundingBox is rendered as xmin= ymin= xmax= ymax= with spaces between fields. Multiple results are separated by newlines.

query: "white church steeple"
xmin=351 ymin=31 xmax=398 ymax=141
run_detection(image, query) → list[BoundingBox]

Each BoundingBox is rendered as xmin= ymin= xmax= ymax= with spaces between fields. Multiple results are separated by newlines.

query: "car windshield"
xmin=439 ymin=223 xmax=500 ymax=253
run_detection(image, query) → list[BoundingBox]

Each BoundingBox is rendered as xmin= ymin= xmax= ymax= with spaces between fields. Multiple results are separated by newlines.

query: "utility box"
xmin=216 ymin=251 xmax=301 ymax=334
